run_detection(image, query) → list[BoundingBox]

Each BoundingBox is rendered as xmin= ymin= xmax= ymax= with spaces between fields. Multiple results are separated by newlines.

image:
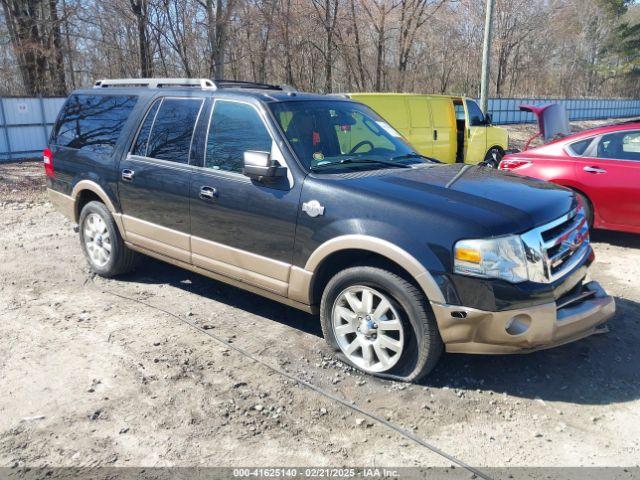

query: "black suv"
xmin=45 ymin=78 xmax=615 ymax=382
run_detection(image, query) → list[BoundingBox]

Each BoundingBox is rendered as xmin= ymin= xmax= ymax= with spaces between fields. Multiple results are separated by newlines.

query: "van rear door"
xmin=429 ymin=97 xmax=456 ymax=163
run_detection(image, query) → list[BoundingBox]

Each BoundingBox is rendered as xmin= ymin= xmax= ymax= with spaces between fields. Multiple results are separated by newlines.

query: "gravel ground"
xmin=1 ymin=120 xmax=639 ymax=472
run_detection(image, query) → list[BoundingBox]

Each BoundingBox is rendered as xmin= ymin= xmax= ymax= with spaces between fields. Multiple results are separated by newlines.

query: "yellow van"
xmin=344 ymin=93 xmax=508 ymax=166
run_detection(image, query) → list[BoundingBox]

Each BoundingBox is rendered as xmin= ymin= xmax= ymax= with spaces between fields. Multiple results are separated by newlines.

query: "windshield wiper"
xmin=311 ymin=158 xmax=412 ymax=171
xmin=391 ymin=153 xmax=441 ymax=163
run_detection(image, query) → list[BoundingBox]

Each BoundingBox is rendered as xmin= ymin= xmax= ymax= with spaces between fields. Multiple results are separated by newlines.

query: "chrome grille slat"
xmin=521 ymin=205 xmax=590 ymax=284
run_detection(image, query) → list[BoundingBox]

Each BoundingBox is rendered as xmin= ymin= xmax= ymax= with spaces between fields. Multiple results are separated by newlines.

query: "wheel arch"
xmin=294 ymin=235 xmax=446 ymax=306
xmin=71 ymin=180 xmax=125 ymax=234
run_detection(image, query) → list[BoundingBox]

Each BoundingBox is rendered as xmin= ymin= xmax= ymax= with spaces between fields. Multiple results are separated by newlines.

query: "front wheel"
xmin=483 ymin=148 xmax=504 ymax=168
xmin=320 ymin=266 xmax=443 ymax=382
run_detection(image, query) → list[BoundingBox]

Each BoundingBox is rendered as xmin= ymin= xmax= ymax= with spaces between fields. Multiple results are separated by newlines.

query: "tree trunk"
xmin=48 ymin=0 xmax=66 ymax=95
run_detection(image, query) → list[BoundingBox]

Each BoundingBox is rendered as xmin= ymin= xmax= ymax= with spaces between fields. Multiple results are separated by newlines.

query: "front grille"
xmin=521 ymin=206 xmax=591 ymax=283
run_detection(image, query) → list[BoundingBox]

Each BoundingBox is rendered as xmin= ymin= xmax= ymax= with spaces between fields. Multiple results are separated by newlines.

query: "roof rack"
xmin=93 ymin=78 xmax=297 ymax=93
xmin=94 ymin=78 xmax=217 ymax=90
xmin=214 ymin=79 xmax=296 ymax=92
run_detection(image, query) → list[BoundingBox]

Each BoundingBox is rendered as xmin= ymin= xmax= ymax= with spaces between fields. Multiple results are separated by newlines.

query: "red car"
xmin=500 ymin=119 xmax=640 ymax=234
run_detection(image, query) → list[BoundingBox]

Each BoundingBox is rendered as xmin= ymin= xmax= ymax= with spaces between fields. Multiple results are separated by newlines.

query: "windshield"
xmin=269 ymin=100 xmax=429 ymax=172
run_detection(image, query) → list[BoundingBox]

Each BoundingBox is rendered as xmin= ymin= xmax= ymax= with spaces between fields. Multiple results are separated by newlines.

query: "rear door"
xmin=573 ymin=129 xmax=640 ymax=228
xmin=118 ymin=96 xmax=205 ymax=263
xmin=429 ymin=97 xmax=456 ymax=163
xmin=464 ymin=99 xmax=487 ymax=164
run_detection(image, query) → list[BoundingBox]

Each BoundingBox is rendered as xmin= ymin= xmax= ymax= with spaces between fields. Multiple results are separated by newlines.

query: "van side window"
xmin=146 ymin=98 xmax=203 ymax=164
xmin=131 ymin=99 xmax=161 ymax=156
xmin=466 ymin=100 xmax=485 ymax=127
xmin=205 ymin=101 xmax=272 ymax=173
xmin=52 ymin=94 xmax=137 ymax=154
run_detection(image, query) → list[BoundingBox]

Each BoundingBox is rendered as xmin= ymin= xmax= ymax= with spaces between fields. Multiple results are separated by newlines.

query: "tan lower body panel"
xmin=122 ymin=215 xmax=191 ymax=264
xmin=47 ymin=188 xmax=75 ymax=221
xmin=191 ymin=236 xmax=290 ymax=296
xmin=431 ymin=281 xmax=615 ymax=354
xmin=126 ymin=242 xmax=316 ymax=314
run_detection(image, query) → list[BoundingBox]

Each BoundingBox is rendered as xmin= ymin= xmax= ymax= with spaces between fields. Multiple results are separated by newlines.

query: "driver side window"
xmin=466 ymin=100 xmax=485 ymax=127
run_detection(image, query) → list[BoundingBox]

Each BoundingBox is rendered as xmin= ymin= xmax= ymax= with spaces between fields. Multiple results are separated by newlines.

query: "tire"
xmin=574 ymin=191 xmax=594 ymax=229
xmin=483 ymin=147 xmax=503 ymax=168
xmin=78 ymin=201 xmax=138 ymax=277
xmin=320 ymin=266 xmax=443 ymax=382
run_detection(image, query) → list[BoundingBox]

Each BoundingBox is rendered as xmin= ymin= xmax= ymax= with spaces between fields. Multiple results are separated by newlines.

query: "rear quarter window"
xmin=567 ymin=137 xmax=593 ymax=156
xmin=52 ymin=94 xmax=138 ymax=154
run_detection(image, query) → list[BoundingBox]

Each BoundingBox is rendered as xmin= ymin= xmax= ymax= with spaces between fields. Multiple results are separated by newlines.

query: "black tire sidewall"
xmin=78 ymin=201 xmax=123 ymax=276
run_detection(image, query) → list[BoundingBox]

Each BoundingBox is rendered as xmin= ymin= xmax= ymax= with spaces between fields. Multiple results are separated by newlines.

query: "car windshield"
xmin=269 ymin=100 xmax=432 ymax=172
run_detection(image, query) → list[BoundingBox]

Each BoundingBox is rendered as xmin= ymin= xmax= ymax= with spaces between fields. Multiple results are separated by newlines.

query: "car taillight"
xmin=43 ymin=148 xmax=54 ymax=177
xmin=499 ymin=158 xmax=532 ymax=171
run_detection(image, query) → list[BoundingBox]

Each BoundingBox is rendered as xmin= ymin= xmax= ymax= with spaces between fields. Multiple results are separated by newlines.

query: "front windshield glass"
xmin=269 ymin=100 xmax=431 ymax=172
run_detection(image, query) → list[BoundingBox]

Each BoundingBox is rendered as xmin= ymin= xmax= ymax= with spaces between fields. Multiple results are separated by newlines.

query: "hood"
xmin=323 ymin=164 xmax=576 ymax=237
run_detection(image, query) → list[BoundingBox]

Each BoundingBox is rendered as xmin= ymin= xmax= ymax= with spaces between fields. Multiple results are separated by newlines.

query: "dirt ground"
xmin=1 ymin=120 xmax=639 ymax=473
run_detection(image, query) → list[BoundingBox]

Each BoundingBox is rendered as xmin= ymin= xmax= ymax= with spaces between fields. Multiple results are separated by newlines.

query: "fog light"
xmin=505 ymin=314 xmax=531 ymax=336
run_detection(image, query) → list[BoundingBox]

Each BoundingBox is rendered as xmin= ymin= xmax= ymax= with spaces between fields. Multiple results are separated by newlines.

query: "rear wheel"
xmin=79 ymin=201 xmax=138 ymax=277
xmin=320 ymin=266 xmax=443 ymax=382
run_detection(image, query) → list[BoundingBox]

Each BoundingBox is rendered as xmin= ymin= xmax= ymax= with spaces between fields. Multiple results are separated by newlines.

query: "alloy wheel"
xmin=331 ymin=285 xmax=405 ymax=373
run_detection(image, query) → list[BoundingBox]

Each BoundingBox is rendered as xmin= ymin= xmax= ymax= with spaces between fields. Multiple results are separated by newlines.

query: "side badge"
xmin=302 ymin=200 xmax=325 ymax=218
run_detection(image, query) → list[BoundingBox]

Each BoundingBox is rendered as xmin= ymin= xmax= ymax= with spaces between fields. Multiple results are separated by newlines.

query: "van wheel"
xmin=483 ymin=148 xmax=503 ymax=168
xmin=79 ymin=201 xmax=138 ymax=277
xmin=320 ymin=266 xmax=443 ymax=382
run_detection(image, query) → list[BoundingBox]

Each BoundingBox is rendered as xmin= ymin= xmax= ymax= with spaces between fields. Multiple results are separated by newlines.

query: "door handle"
xmin=199 ymin=185 xmax=218 ymax=201
xmin=583 ymin=166 xmax=607 ymax=174
xmin=121 ymin=169 xmax=135 ymax=181
xmin=433 ymin=129 xmax=438 ymax=141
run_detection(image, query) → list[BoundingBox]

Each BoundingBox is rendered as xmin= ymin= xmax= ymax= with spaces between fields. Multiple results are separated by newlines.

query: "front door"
xmin=464 ymin=99 xmax=487 ymax=164
xmin=118 ymin=96 xmax=205 ymax=263
xmin=574 ymin=129 xmax=640 ymax=229
xmin=189 ymin=99 xmax=300 ymax=296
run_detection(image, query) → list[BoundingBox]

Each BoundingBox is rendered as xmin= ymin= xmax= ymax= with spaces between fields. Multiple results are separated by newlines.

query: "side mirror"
xmin=243 ymin=151 xmax=287 ymax=183
xmin=485 ymin=113 xmax=493 ymax=125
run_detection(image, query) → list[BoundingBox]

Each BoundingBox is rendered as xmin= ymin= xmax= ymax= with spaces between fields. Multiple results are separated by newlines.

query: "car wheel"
xmin=320 ymin=266 xmax=443 ymax=382
xmin=483 ymin=148 xmax=503 ymax=168
xmin=574 ymin=191 xmax=594 ymax=229
xmin=79 ymin=201 xmax=138 ymax=277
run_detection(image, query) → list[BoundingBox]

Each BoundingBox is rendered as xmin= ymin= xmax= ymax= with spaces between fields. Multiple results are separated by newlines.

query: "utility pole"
xmin=480 ymin=0 xmax=495 ymax=115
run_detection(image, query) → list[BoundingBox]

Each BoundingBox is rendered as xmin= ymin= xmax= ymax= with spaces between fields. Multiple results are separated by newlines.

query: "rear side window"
xmin=567 ymin=138 xmax=593 ymax=156
xmin=131 ymin=99 xmax=161 ymax=156
xmin=597 ymin=130 xmax=640 ymax=161
xmin=137 ymin=98 xmax=203 ymax=163
xmin=205 ymin=100 xmax=272 ymax=173
xmin=52 ymin=94 xmax=137 ymax=154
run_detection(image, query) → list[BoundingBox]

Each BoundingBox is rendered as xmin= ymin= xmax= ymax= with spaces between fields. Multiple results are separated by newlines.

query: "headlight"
xmin=454 ymin=235 xmax=528 ymax=283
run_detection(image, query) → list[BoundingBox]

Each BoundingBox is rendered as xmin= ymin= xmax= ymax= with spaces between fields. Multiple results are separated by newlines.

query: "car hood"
xmin=323 ymin=163 xmax=577 ymax=236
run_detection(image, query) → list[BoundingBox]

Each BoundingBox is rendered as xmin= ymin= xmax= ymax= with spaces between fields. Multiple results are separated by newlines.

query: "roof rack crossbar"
xmin=94 ymin=78 xmax=217 ymax=90
xmin=213 ymin=79 xmax=297 ymax=92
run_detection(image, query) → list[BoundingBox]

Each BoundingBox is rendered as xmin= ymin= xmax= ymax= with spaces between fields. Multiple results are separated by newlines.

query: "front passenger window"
xmin=205 ymin=101 xmax=273 ymax=173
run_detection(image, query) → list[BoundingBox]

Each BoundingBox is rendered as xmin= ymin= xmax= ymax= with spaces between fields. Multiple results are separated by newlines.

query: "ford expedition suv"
xmin=45 ymin=78 xmax=615 ymax=382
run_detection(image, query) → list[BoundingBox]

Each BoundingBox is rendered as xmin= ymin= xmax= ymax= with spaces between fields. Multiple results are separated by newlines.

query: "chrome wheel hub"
xmin=83 ymin=213 xmax=111 ymax=267
xmin=332 ymin=286 xmax=404 ymax=373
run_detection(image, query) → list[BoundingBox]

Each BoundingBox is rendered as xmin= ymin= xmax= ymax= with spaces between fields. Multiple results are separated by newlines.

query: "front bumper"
xmin=431 ymin=281 xmax=615 ymax=354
